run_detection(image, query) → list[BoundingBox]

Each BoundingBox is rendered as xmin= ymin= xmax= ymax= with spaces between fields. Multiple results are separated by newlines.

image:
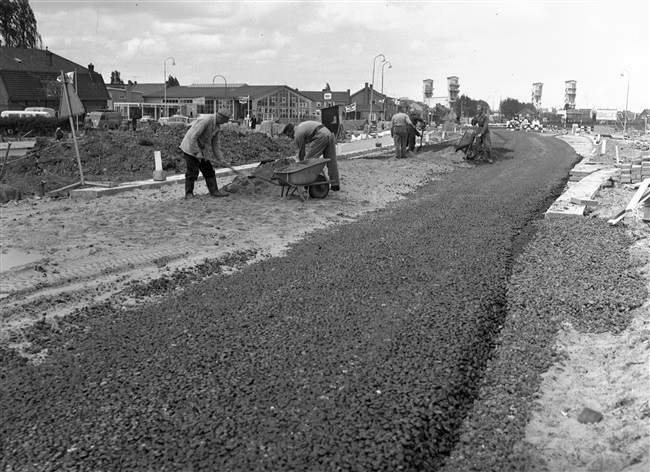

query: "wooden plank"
xmin=626 ymin=178 xmax=650 ymax=211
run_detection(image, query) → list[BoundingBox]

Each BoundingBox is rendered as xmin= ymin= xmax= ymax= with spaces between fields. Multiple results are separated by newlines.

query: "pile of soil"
xmin=1 ymin=123 xmax=297 ymax=196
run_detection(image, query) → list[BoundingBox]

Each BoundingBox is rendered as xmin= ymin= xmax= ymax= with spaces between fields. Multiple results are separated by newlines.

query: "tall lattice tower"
xmin=565 ymin=80 xmax=577 ymax=109
xmin=447 ymin=76 xmax=459 ymax=109
xmin=423 ymin=79 xmax=433 ymax=107
xmin=532 ymin=83 xmax=543 ymax=109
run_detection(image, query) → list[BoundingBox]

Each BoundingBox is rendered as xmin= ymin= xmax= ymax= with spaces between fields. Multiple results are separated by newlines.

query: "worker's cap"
xmin=216 ymin=108 xmax=232 ymax=119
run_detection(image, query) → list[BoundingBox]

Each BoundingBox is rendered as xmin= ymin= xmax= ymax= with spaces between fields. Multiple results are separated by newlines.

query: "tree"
xmin=500 ymin=98 xmax=531 ymax=119
xmin=166 ymin=75 xmax=179 ymax=87
xmin=110 ymin=70 xmax=124 ymax=85
xmin=0 ymin=0 xmax=42 ymax=48
xmin=453 ymin=94 xmax=484 ymax=120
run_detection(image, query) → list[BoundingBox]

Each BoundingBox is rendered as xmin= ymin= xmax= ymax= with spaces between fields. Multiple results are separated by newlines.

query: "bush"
xmin=1 ymin=116 xmax=70 ymax=138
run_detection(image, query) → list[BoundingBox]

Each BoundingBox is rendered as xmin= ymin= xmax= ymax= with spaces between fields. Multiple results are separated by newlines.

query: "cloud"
xmin=30 ymin=0 xmax=649 ymax=111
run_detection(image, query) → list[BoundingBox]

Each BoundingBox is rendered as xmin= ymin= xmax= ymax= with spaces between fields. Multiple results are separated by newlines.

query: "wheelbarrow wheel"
xmin=308 ymin=175 xmax=330 ymax=199
xmin=466 ymin=144 xmax=478 ymax=160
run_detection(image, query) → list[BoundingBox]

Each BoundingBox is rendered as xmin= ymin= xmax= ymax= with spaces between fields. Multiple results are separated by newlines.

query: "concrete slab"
xmin=0 ymin=140 xmax=36 ymax=157
xmin=546 ymin=168 xmax=618 ymax=219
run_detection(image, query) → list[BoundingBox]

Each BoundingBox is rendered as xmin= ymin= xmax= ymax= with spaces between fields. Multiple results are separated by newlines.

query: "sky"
xmin=29 ymin=0 xmax=650 ymax=112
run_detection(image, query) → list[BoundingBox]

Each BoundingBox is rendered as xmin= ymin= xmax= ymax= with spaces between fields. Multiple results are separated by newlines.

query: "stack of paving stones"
xmin=617 ymin=151 xmax=650 ymax=184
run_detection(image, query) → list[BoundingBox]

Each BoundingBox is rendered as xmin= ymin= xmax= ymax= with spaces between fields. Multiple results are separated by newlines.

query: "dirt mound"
xmin=1 ymin=124 xmax=297 ymax=196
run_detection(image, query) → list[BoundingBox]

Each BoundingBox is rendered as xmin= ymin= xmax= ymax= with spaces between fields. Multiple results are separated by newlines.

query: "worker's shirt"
xmin=293 ymin=121 xmax=327 ymax=160
xmin=472 ymin=112 xmax=490 ymax=135
xmin=180 ymin=114 xmax=220 ymax=159
xmin=391 ymin=113 xmax=414 ymax=129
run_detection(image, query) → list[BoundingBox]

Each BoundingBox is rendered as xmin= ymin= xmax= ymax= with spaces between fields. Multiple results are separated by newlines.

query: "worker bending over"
xmin=282 ymin=121 xmax=340 ymax=191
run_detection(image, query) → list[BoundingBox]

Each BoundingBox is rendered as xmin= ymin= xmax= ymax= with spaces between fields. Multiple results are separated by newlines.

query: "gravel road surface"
xmin=1 ymin=130 xmax=639 ymax=471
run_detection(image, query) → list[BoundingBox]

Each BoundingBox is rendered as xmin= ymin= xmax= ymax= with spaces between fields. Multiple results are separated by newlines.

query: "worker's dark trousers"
xmin=407 ymin=129 xmax=418 ymax=151
xmin=478 ymin=132 xmax=492 ymax=157
xmin=392 ymin=125 xmax=409 ymax=158
xmin=184 ymin=152 xmax=216 ymax=193
xmin=302 ymin=128 xmax=340 ymax=186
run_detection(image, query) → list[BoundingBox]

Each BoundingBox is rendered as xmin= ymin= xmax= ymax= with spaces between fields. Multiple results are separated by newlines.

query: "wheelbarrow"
xmin=455 ymin=128 xmax=479 ymax=160
xmin=249 ymin=158 xmax=332 ymax=202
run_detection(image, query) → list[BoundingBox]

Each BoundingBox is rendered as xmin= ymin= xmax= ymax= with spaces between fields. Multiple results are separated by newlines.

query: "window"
xmin=316 ymin=102 xmax=321 ymax=108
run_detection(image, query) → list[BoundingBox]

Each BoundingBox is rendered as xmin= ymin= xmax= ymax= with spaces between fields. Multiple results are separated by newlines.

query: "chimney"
xmin=88 ymin=63 xmax=94 ymax=73
xmin=45 ymin=47 xmax=53 ymax=66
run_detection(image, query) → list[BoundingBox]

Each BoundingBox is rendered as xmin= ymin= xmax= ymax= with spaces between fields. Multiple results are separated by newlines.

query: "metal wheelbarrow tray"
xmin=455 ymin=129 xmax=479 ymax=160
xmin=251 ymin=158 xmax=333 ymax=202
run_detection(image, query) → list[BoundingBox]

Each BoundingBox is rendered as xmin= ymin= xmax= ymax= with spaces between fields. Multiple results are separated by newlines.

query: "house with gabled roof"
xmin=0 ymin=46 xmax=110 ymax=115
xmin=349 ymin=83 xmax=398 ymax=122
xmin=297 ymin=88 xmax=350 ymax=118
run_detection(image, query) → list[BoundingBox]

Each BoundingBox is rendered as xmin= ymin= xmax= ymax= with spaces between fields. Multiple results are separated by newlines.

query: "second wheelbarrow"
xmin=250 ymin=158 xmax=333 ymax=202
xmin=455 ymin=128 xmax=479 ymax=160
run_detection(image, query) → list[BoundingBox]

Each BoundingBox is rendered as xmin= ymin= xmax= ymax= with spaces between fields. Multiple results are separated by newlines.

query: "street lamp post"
xmin=621 ymin=69 xmax=630 ymax=136
xmin=163 ymin=56 xmax=175 ymax=118
xmin=367 ymin=53 xmax=385 ymax=138
xmin=495 ymin=89 xmax=502 ymax=122
xmin=380 ymin=61 xmax=392 ymax=121
xmin=213 ymin=74 xmax=228 ymax=115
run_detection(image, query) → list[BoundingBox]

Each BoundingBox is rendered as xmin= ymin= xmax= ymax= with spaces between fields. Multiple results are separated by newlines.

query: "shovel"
xmin=208 ymin=135 xmax=252 ymax=178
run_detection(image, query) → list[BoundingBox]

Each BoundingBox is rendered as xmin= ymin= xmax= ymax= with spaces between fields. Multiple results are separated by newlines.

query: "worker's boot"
xmin=205 ymin=176 xmax=229 ymax=198
xmin=184 ymin=179 xmax=195 ymax=199
xmin=485 ymin=151 xmax=493 ymax=164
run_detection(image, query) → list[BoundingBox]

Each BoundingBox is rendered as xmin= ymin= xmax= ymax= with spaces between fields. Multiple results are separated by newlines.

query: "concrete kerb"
xmin=69 ymin=163 xmax=260 ymax=200
xmin=545 ymin=135 xmax=618 ymax=219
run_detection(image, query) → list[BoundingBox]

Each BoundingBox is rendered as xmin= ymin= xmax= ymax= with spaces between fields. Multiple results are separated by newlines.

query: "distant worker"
xmin=390 ymin=111 xmax=416 ymax=159
xmin=179 ymin=108 xmax=232 ymax=199
xmin=280 ymin=121 xmax=340 ymax=191
xmin=471 ymin=103 xmax=493 ymax=163
xmin=407 ymin=110 xmax=425 ymax=152
xmin=131 ymin=108 xmax=141 ymax=131
xmin=250 ymin=114 xmax=258 ymax=130
xmin=83 ymin=114 xmax=93 ymax=136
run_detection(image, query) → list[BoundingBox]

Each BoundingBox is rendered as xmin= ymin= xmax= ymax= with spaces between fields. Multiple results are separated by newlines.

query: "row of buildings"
xmin=1 ymin=46 xmax=421 ymax=125
xmin=3 ymin=47 xmax=645 ymax=128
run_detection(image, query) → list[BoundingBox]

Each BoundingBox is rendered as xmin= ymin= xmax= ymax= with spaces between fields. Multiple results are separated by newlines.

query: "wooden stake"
xmin=61 ymin=70 xmax=85 ymax=185
xmin=0 ymin=142 xmax=12 ymax=181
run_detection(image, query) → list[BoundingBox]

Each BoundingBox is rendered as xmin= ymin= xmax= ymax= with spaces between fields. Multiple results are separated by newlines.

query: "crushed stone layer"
xmin=2 ymin=131 xmax=646 ymax=470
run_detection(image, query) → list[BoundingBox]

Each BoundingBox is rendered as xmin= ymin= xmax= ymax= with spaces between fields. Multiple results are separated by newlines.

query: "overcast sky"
xmin=30 ymin=0 xmax=649 ymax=112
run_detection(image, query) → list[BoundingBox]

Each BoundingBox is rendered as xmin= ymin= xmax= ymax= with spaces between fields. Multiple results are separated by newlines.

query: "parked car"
xmin=139 ymin=115 xmax=155 ymax=123
xmin=1 ymin=110 xmax=52 ymax=119
xmin=89 ymin=110 xmax=122 ymax=130
xmin=162 ymin=115 xmax=190 ymax=127
xmin=24 ymin=107 xmax=57 ymax=118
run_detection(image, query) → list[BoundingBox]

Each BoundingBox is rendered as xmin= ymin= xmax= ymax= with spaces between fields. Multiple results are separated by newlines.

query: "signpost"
xmin=239 ymin=96 xmax=250 ymax=124
xmin=596 ymin=109 xmax=617 ymax=121
xmin=49 ymin=70 xmax=113 ymax=196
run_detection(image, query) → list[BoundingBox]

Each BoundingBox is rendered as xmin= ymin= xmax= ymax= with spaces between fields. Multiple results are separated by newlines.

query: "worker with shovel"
xmin=180 ymin=108 xmax=232 ymax=199
xmin=407 ymin=110 xmax=424 ymax=153
xmin=471 ymin=103 xmax=493 ymax=163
